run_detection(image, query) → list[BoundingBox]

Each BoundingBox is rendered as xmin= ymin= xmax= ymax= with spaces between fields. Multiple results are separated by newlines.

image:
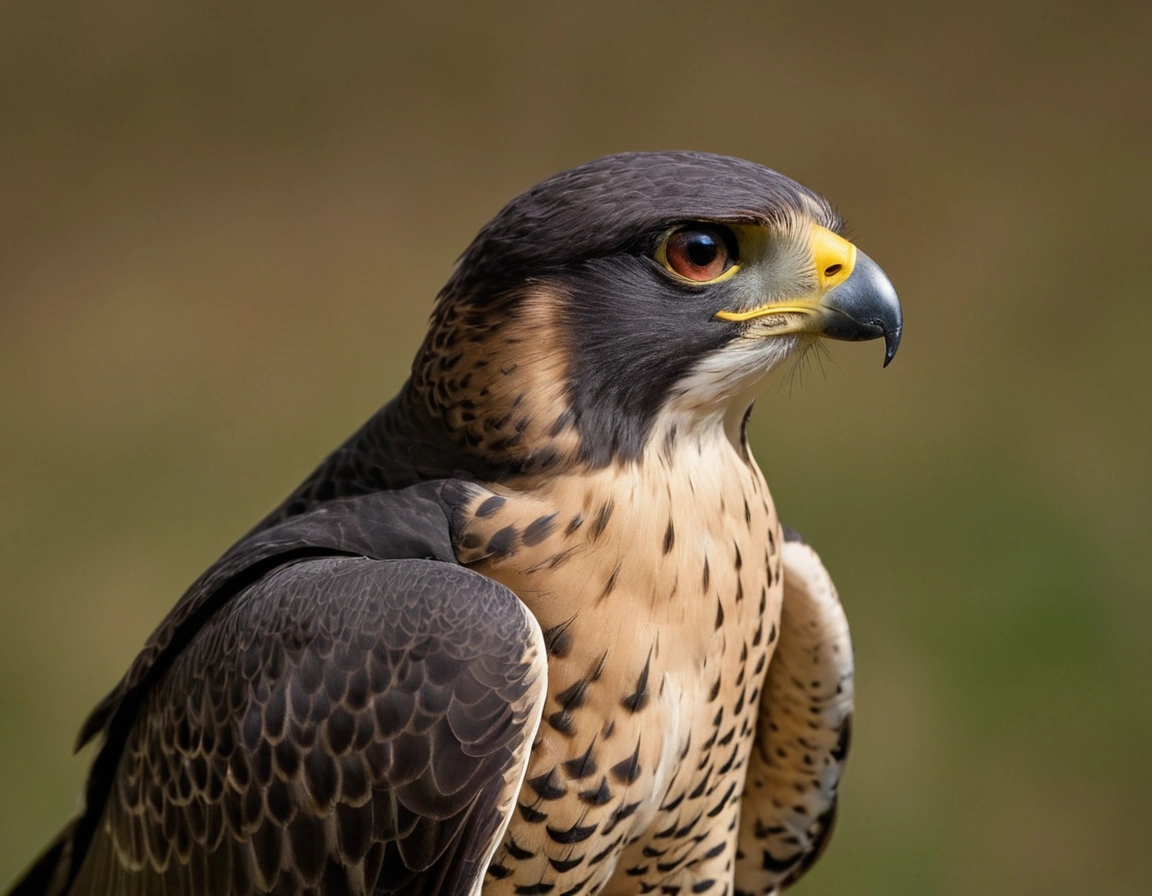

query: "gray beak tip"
xmin=882 ymin=324 xmax=902 ymax=368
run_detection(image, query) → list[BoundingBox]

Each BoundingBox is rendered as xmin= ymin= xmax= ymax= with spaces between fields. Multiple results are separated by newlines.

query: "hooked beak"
xmin=716 ymin=225 xmax=903 ymax=366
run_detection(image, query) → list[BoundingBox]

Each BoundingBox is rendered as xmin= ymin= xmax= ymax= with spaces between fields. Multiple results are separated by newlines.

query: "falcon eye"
xmin=661 ymin=226 xmax=738 ymax=283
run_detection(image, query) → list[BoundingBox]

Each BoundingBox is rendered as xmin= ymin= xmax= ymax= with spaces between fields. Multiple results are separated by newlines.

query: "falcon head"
xmin=409 ymin=151 xmax=902 ymax=472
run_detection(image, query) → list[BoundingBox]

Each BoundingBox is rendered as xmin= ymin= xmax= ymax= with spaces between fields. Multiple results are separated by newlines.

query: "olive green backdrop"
xmin=2 ymin=2 xmax=1149 ymax=893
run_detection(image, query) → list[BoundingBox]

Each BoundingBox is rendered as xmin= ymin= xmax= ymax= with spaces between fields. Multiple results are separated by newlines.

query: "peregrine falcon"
xmin=7 ymin=152 xmax=902 ymax=896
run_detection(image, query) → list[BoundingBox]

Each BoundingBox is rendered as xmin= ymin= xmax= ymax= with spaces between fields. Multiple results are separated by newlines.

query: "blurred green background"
xmin=2 ymin=1 xmax=1149 ymax=893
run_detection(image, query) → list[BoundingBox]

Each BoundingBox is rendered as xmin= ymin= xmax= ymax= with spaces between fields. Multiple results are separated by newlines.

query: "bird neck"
xmin=246 ymin=368 xmax=576 ymax=536
xmin=253 ymin=285 xmax=773 ymax=533
xmin=406 ymin=288 xmax=586 ymax=475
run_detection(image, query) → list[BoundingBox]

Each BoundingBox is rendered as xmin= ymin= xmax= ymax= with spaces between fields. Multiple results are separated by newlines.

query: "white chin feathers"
xmin=668 ymin=335 xmax=800 ymax=409
xmin=656 ymin=335 xmax=802 ymax=448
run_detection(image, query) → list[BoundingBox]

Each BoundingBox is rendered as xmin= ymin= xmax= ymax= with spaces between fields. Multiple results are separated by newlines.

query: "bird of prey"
xmin=7 ymin=151 xmax=901 ymax=896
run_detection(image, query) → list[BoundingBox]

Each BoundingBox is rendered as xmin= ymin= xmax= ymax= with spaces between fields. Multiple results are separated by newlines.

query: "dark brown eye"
xmin=664 ymin=226 xmax=737 ymax=282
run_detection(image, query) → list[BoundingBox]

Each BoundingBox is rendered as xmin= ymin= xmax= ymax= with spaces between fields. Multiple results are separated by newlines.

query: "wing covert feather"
xmin=69 ymin=557 xmax=546 ymax=896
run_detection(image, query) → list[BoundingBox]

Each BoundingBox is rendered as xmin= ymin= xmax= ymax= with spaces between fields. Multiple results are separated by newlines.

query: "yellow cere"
xmin=810 ymin=225 xmax=856 ymax=291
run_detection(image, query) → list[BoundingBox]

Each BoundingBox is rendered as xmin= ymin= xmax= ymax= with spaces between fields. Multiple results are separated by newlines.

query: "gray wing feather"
xmin=67 ymin=557 xmax=546 ymax=895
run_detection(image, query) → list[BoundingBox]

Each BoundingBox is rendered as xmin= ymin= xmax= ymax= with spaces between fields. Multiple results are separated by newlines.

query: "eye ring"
xmin=658 ymin=225 xmax=739 ymax=283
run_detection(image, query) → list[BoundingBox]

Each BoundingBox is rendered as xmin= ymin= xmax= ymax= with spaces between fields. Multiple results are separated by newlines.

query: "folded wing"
xmin=735 ymin=529 xmax=854 ymax=895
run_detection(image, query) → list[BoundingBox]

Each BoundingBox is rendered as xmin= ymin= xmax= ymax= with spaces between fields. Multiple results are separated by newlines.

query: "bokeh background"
xmin=2 ymin=2 xmax=1149 ymax=893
